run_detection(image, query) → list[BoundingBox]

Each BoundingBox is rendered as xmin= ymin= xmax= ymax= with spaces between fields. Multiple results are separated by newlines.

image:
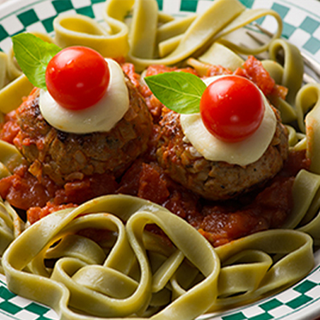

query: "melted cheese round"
xmin=39 ymin=59 xmax=129 ymax=134
xmin=180 ymin=77 xmax=277 ymax=166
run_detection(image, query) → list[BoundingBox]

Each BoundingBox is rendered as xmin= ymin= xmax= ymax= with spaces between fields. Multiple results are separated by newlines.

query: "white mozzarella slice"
xmin=180 ymin=80 xmax=277 ymax=166
xmin=39 ymin=58 xmax=129 ymax=134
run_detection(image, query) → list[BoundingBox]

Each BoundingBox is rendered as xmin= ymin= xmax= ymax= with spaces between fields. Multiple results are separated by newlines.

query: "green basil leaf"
xmin=12 ymin=33 xmax=61 ymax=90
xmin=145 ymin=72 xmax=207 ymax=114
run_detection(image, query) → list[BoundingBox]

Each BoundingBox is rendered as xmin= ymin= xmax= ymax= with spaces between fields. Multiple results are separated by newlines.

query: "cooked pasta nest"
xmin=0 ymin=0 xmax=320 ymax=319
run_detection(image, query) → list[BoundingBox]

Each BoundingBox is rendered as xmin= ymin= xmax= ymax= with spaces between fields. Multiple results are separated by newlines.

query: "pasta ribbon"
xmin=2 ymin=195 xmax=314 ymax=319
xmin=0 ymin=32 xmax=52 ymax=91
xmin=195 ymin=42 xmax=244 ymax=71
xmin=0 ymin=140 xmax=25 ymax=174
xmin=0 ymin=52 xmax=8 ymax=90
xmin=186 ymin=43 xmax=243 ymax=77
xmin=0 ymin=0 xmax=284 ymax=111
xmin=0 ymin=0 xmax=318 ymax=318
xmin=129 ymin=0 xmax=158 ymax=59
xmin=2 ymin=195 xmax=220 ymax=320
xmin=0 ymin=74 xmax=33 ymax=114
xmin=0 ymin=163 xmax=10 ymax=180
xmin=54 ymin=7 xmax=130 ymax=58
xmin=0 ymin=198 xmax=25 ymax=273
xmin=157 ymin=14 xmax=196 ymax=57
xmin=268 ymin=39 xmax=304 ymax=106
xmin=261 ymin=59 xmax=297 ymax=124
xmin=302 ymin=84 xmax=320 ymax=173
xmin=258 ymin=39 xmax=305 ymax=125
xmin=128 ymin=0 xmax=246 ymax=71
xmin=50 ymin=0 xmax=283 ymax=73
xmin=281 ymin=169 xmax=320 ymax=246
xmin=285 ymin=125 xmax=306 ymax=148
xmin=0 ymin=32 xmax=50 ymax=113
xmin=214 ymin=8 xmax=282 ymax=56
xmin=208 ymin=229 xmax=313 ymax=313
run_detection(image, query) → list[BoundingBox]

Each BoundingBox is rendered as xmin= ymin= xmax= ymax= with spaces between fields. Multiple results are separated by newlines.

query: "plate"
xmin=0 ymin=0 xmax=320 ymax=319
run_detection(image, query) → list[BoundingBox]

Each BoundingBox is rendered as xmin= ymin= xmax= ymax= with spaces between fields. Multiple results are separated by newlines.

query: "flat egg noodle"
xmin=54 ymin=2 xmax=130 ymax=59
xmin=127 ymin=0 xmax=283 ymax=71
xmin=170 ymin=248 xmax=274 ymax=308
xmin=197 ymin=42 xmax=244 ymax=71
xmin=206 ymin=39 xmax=302 ymax=125
xmin=52 ymin=0 xmax=244 ymax=71
xmin=0 ymin=74 xmax=33 ymax=114
xmin=262 ymin=41 xmax=302 ymax=124
xmin=52 ymin=0 xmax=282 ymax=71
xmin=0 ymin=0 xmax=317 ymax=317
xmin=187 ymin=38 xmax=300 ymax=126
xmin=217 ymin=250 xmax=273 ymax=297
xmin=0 ymin=163 xmax=10 ymax=180
xmin=202 ymin=229 xmax=314 ymax=312
xmin=287 ymin=84 xmax=320 ymax=247
xmin=268 ymin=38 xmax=304 ymax=106
xmin=0 ymin=140 xmax=25 ymax=177
xmin=0 ymin=0 xmax=283 ymax=110
xmin=285 ymin=125 xmax=306 ymax=147
xmin=0 ymin=52 xmax=8 ymax=90
xmin=302 ymin=84 xmax=320 ymax=169
xmin=0 ymin=43 xmax=24 ymax=88
xmin=261 ymin=59 xmax=284 ymax=83
xmin=0 ymin=198 xmax=24 ymax=273
xmin=186 ymin=41 xmax=244 ymax=76
xmin=0 ymin=48 xmax=33 ymax=114
xmin=0 ymin=32 xmax=54 ymax=113
xmin=0 ymin=199 xmax=16 ymax=259
xmin=142 ymin=0 xmax=245 ymax=66
xmin=296 ymin=186 xmax=320 ymax=247
xmin=272 ymin=96 xmax=298 ymax=124
xmin=156 ymin=14 xmax=197 ymax=57
xmin=209 ymin=229 xmax=313 ymax=311
xmin=261 ymin=39 xmax=305 ymax=132
xmin=0 ymin=128 xmax=26 ymax=182
xmin=2 ymin=194 xmax=315 ymax=319
xmin=280 ymin=169 xmax=320 ymax=247
xmin=2 ymin=194 xmax=220 ymax=320
xmin=47 ymin=213 xmax=152 ymax=317
xmin=129 ymin=0 xmax=158 ymax=59
xmin=209 ymin=8 xmax=282 ymax=56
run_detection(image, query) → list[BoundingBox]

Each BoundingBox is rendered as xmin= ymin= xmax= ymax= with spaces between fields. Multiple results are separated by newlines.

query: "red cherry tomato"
xmin=200 ymin=75 xmax=265 ymax=143
xmin=45 ymin=46 xmax=110 ymax=110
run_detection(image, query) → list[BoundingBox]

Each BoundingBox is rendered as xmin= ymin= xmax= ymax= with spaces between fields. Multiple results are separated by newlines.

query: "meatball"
xmin=156 ymin=108 xmax=288 ymax=201
xmin=13 ymin=76 xmax=153 ymax=185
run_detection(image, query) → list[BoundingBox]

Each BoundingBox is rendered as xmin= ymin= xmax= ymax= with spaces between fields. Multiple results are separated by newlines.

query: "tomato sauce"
xmin=116 ymin=152 xmax=304 ymax=247
xmin=0 ymin=165 xmax=55 ymax=206
xmin=0 ymin=57 xmax=309 ymax=247
xmin=234 ymin=56 xmax=287 ymax=100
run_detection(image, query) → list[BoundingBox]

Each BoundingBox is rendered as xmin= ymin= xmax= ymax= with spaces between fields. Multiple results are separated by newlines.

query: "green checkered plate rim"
xmin=1 ymin=0 xmax=320 ymax=319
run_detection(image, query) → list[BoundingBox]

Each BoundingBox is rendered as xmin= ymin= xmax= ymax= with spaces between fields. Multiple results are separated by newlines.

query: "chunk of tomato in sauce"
xmin=0 ymin=165 xmax=59 ymax=210
xmin=0 ymin=111 xmax=20 ymax=144
xmin=27 ymin=202 xmax=77 ymax=225
xmin=234 ymin=55 xmax=287 ymax=100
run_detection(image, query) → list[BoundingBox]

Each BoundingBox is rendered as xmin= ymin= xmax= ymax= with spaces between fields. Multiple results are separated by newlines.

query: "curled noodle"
xmin=0 ymin=0 xmax=283 ymax=109
xmin=2 ymin=195 xmax=220 ymax=319
xmin=0 ymin=197 xmax=24 ymax=273
xmin=0 ymin=33 xmax=49 ymax=113
xmin=268 ymin=39 xmax=304 ymax=106
xmin=51 ymin=0 xmax=282 ymax=71
xmin=0 ymin=140 xmax=24 ymax=175
xmin=1 ymin=195 xmax=313 ymax=319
